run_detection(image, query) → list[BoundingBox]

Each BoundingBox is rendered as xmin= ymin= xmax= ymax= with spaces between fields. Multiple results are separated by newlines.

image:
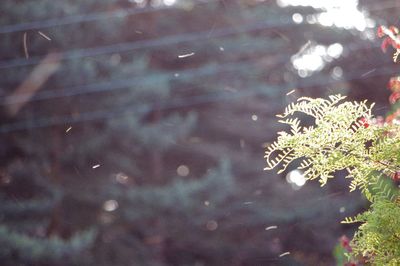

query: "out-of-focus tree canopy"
xmin=0 ymin=0 xmax=398 ymax=265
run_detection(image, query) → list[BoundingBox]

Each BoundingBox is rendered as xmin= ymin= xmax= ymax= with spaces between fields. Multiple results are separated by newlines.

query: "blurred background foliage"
xmin=0 ymin=0 xmax=399 ymax=265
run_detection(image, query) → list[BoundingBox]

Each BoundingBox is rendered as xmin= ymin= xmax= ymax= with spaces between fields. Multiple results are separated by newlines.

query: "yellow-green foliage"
xmin=265 ymin=94 xmax=400 ymax=265
xmin=351 ymin=200 xmax=400 ymax=265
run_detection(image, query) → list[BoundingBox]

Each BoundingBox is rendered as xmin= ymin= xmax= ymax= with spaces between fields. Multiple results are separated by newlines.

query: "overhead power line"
xmin=2 ymin=0 xmax=397 ymax=70
xmin=0 ymin=64 xmax=397 ymax=134
xmin=0 ymin=56 xmax=291 ymax=106
xmin=0 ymin=19 xmax=297 ymax=69
xmin=0 ymin=0 xmax=215 ymax=34
xmin=0 ymin=38 xmax=381 ymax=106
xmin=0 ymin=0 xmax=398 ymax=35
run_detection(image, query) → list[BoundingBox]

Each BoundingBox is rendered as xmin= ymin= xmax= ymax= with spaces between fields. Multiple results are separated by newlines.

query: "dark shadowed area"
xmin=0 ymin=0 xmax=399 ymax=265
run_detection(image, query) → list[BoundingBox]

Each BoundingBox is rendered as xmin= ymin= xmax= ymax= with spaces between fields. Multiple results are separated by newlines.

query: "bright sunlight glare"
xmin=291 ymin=42 xmax=343 ymax=77
xmin=277 ymin=0 xmax=376 ymax=31
xmin=286 ymin=169 xmax=306 ymax=190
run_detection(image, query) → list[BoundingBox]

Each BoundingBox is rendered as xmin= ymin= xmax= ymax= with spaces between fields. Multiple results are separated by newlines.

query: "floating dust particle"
xmin=115 ymin=173 xmax=129 ymax=184
xmin=38 ymin=31 xmax=51 ymax=41
xmin=279 ymin=252 xmax=290 ymax=257
xmin=103 ymin=200 xmax=118 ymax=212
xmin=265 ymin=225 xmax=278 ymax=230
xmin=206 ymin=220 xmax=218 ymax=231
xmin=66 ymin=126 xmax=72 ymax=133
xmin=361 ymin=68 xmax=376 ymax=77
xmin=178 ymin=52 xmax=195 ymax=58
xmin=92 ymin=164 xmax=101 ymax=169
xmin=298 ymin=40 xmax=312 ymax=55
xmin=177 ymin=165 xmax=190 ymax=177
xmin=286 ymin=89 xmax=296 ymax=96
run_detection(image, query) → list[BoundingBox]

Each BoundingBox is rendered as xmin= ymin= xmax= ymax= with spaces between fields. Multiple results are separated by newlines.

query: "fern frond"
xmin=264 ymin=94 xmax=398 ymax=195
xmin=370 ymin=174 xmax=398 ymax=202
xmin=264 ymin=147 xmax=294 ymax=171
xmin=298 ymin=158 xmax=313 ymax=170
xmin=264 ymin=93 xmax=400 ymax=265
xmin=341 ymin=215 xmax=362 ymax=224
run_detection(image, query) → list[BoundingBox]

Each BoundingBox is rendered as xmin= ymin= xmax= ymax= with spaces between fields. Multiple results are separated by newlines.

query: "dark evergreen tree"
xmin=0 ymin=0 xmax=394 ymax=265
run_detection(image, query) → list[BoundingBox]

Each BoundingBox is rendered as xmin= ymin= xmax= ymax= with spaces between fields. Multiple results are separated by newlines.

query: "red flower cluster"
xmin=339 ymin=236 xmax=358 ymax=265
xmin=338 ymin=25 xmax=400 ymax=266
xmin=340 ymin=235 xmax=353 ymax=252
xmin=389 ymin=92 xmax=400 ymax=104
xmin=387 ymin=77 xmax=400 ymax=104
xmin=386 ymin=109 xmax=400 ymax=124
xmin=358 ymin=117 xmax=369 ymax=128
xmin=380 ymin=25 xmax=400 ymax=123
xmin=377 ymin=26 xmax=400 ymax=52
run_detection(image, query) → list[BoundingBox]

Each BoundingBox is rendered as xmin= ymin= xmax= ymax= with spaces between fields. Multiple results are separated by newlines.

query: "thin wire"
xmin=0 ymin=39 xmax=380 ymax=106
xmin=0 ymin=56 xmax=290 ymax=106
xmin=2 ymin=0 xmax=398 ymax=69
xmin=0 ymin=19 xmax=296 ymax=69
xmin=0 ymin=0 xmax=215 ymax=34
xmin=0 ymin=64 xmax=397 ymax=134
xmin=0 ymin=0 xmax=398 ymax=35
